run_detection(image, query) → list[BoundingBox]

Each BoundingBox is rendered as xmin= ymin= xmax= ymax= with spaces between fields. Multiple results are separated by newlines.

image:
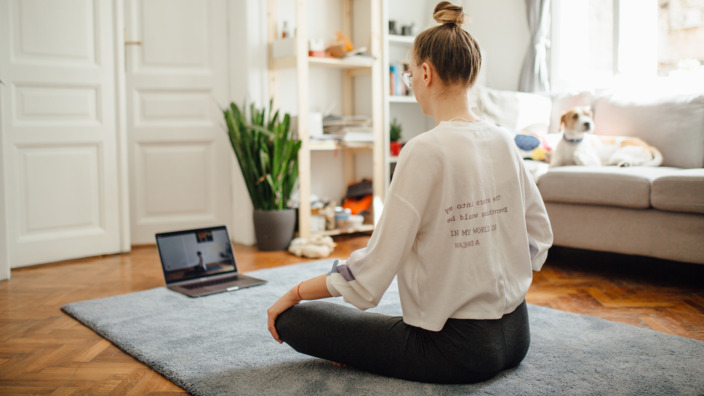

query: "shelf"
xmin=309 ymin=140 xmax=339 ymax=151
xmin=388 ymin=34 xmax=415 ymax=44
xmin=388 ymin=95 xmax=416 ymax=103
xmin=268 ymin=0 xmax=384 ymax=240
xmin=270 ymin=55 xmax=374 ymax=72
xmin=383 ymin=3 xmax=433 ymax=189
xmin=309 ymin=140 xmax=374 ymax=151
xmin=310 ymin=56 xmax=375 ymax=69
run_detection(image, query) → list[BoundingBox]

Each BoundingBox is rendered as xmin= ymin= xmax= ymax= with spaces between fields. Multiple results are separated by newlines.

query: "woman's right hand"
xmin=266 ymin=286 xmax=300 ymax=343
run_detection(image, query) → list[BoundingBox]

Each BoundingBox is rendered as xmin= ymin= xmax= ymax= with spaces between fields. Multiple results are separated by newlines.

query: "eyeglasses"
xmin=402 ymin=65 xmax=421 ymax=89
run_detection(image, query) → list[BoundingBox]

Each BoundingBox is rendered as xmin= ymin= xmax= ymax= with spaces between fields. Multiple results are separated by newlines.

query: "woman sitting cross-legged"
xmin=266 ymin=1 xmax=553 ymax=384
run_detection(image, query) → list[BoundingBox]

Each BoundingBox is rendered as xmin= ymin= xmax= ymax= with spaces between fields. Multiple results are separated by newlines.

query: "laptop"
xmin=155 ymin=225 xmax=266 ymax=297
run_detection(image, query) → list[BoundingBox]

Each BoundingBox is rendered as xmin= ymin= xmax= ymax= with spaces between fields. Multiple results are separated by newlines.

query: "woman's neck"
xmin=429 ymin=88 xmax=481 ymax=125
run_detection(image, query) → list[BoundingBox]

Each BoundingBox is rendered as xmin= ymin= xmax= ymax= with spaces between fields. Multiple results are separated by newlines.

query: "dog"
xmin=550 ymin=107 xmax=600 ymax=167
xmin=550 ymin=107 xmax=663 ymax=168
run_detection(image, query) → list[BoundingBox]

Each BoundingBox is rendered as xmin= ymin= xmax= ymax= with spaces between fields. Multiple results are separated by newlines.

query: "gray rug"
xmin=62 ymin=260 xmax=704 ymax=396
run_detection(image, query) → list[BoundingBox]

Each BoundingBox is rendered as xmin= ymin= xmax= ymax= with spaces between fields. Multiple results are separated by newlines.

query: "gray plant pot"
xmin=253 ymin=209 xmax=296 ymax=251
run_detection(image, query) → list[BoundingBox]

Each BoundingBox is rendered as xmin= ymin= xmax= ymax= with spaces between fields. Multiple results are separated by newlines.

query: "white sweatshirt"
xmin=326 ymin=121 xmax=553 ymax=331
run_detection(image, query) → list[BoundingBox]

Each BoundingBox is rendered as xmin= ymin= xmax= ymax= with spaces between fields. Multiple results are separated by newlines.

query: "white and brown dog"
xmin=550 ymin=107 xmax=663 ymax=168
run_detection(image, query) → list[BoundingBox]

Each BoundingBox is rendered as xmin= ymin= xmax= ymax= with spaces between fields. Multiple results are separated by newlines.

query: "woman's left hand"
xmin=267 ymin=287 xmax=300 ymax=343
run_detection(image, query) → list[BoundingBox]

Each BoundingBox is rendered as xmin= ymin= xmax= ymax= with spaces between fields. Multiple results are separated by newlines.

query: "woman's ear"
xmin=421 ymin=62 xmax=432 ymax=87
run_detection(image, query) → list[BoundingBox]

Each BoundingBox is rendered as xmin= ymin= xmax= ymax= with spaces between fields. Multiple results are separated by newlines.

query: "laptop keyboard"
xmin=183 ymin=275 xmax=238 ymax=290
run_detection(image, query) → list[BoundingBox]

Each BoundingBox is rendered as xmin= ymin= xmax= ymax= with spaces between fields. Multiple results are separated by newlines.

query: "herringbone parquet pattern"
xmin=1 ymin=235 xmax=702 ymax=394
xmin=529 ymin=247 xmax=704 ymax=341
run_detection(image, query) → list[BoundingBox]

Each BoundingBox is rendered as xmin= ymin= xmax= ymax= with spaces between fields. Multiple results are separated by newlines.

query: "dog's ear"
xmin=560 ymin=112 xmax=569 ymax=130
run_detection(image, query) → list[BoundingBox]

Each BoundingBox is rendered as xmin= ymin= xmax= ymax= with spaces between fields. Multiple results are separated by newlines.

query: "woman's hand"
xmin=267 ymin=287 xmax=300 ymax=343
xmin=266 ymin=274 xmax=332 ymax=343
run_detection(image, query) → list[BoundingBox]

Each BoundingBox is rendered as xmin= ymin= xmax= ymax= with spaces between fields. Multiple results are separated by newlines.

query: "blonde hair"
xmin=413 ymin=1 xmax=481 ymax=87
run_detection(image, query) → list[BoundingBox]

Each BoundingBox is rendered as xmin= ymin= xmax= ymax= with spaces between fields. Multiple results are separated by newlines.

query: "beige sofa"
xmin=474 ymin=86 xmax=704 ymax=264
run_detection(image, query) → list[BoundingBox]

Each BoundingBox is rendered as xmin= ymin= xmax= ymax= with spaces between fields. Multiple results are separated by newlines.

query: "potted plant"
xmin=224 ymin=100 xmax=301 ymax=251
xmin=389 ymin=118 xmax=403 ymax=156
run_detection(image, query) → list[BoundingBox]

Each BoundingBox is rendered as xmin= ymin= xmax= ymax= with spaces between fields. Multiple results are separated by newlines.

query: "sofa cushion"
xmin=522 ymin=159 xmax=550 ymax=183
xmin=537 ymin=166 xmax=678 ymax=209
xmin=592 ymin=92 xmax=704 ymax=169
xmin=651 ymin=169 xmax=704 ymax=214
xmin=471 ymin=86 xmax=552 ymax=132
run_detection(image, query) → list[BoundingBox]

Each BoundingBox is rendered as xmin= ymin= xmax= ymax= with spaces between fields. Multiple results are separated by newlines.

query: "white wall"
xmin=228 ymin=0 xmax=268 ymax=245
xmin=464 ymin=0 xmax=529 ymax=91
xmin=387 ymin=0 xmax=530 ymax=91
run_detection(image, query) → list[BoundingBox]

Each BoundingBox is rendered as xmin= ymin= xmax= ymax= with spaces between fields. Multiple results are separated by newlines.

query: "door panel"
xmin=0 ymin=0 xmax=122 ymax=267
xmin=125 ymin=0 xmax=231 ymax=243
xmin=136 ymin=143 xmax=214 ymax=219
xmin=14 ymin=85 xmax=100 ymax=125
xmin=20 ymin=146 xmax=102 ymax=232
xmin=139 ymin=0 xmax=209 ymax=69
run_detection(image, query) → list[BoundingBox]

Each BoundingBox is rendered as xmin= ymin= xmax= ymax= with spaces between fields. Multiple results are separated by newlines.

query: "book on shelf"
xmin=302 ymin=115 xmax=374 ymax=146
xmin=389 ymin=63 xmax=413 ymax=97
xmin=323 ymin=114 xmax=371 ymax=134
xmin=308 ymin=129 xmax=373 ymax=148
xmin=342 ymin=127 xmax=374 ymax=142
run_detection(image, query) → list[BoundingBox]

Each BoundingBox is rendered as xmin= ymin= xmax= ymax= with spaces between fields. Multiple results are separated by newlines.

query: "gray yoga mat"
xmin=62 ymin=260 xmax=704 ymax=395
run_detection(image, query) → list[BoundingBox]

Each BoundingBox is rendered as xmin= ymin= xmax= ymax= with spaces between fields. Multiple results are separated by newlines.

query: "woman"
xmin=267 ymin=1 xmax=553 ymax=384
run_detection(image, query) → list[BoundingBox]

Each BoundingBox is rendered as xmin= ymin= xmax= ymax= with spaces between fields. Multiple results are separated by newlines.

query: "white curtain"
xmin=519 ymin=0 xmax=551 ymax=92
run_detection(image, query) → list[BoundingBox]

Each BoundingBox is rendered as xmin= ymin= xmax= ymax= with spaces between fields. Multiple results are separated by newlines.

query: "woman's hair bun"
xmin=433 ymin=1 xmax=465 ymax=26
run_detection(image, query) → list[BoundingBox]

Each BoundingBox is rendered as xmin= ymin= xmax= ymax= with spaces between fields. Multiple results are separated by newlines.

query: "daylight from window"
xmin=659 ymin=0 xmax=704 ymax=77
xmin=552 ymin=0 xmax=704 ymax=91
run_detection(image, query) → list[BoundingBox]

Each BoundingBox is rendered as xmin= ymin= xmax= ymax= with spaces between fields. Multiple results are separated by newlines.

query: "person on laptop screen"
xmin=266 ymin=1 xmax=553 ymax=384
xmin=195 ymin=251 xmax=207 ymax=272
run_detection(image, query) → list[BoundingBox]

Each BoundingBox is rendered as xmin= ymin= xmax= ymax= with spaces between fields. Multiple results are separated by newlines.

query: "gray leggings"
xmin=275 ymin=300 xmax=529 ymax=384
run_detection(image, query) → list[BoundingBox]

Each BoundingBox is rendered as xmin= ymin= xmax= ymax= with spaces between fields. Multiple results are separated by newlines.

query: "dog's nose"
xmin=584 ymin=121 xmax=592 ymax=130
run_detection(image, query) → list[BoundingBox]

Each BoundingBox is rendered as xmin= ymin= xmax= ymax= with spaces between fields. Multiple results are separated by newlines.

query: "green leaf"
xmin=222 ymin=100 xmax=299 ymax=211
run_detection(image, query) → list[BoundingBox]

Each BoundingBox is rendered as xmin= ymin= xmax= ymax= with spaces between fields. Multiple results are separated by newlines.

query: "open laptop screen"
xmin=156 ymin=226 xmax=237 ymax=283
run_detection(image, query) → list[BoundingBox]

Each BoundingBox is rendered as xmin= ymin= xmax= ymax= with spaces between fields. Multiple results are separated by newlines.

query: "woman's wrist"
xmin=290 ymin=283 xmax=303 ymax=302
xmin=285 ymin=274 xmax=331 ymax=304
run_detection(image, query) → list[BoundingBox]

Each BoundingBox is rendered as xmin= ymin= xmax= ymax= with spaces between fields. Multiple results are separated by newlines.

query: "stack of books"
xmin=317 ymin=115 xmax=373 ymax=143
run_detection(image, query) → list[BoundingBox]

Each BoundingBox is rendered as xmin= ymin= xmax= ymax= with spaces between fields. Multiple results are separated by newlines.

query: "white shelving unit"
xmin=381 ymin=1 xmax=435 ymax=185
xmin=388 ymin=95 xmax=416 ymax=104
xmin=267 ymin=0 xmax=384 ymax=239
xmin=388 ymin=33 xmax=415 ymax=45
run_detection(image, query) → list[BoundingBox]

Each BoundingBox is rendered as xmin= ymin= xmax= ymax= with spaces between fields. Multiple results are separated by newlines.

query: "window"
xmin=658 ymin=0 xmax=704 ymax=77
xmin=551 ymin=0 xmax=703 ymax=91
xmin=551 ymin=0 xmax=616 ymax=91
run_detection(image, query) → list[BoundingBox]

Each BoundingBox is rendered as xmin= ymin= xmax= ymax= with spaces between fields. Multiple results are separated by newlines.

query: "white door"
xmin=0 ymin=0 xmax=123 ymax=268
xmin=125 ymin=0 xmax=232 ymax=243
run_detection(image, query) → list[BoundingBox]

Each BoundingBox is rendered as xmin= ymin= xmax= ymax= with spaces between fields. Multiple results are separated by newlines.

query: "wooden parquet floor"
xmin=1 ymin=234 xmax=702 ymax=394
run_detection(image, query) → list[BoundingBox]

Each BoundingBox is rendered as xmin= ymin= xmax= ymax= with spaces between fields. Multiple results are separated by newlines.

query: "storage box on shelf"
xmin=267 ymin=0 xmax=384 ymax=239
